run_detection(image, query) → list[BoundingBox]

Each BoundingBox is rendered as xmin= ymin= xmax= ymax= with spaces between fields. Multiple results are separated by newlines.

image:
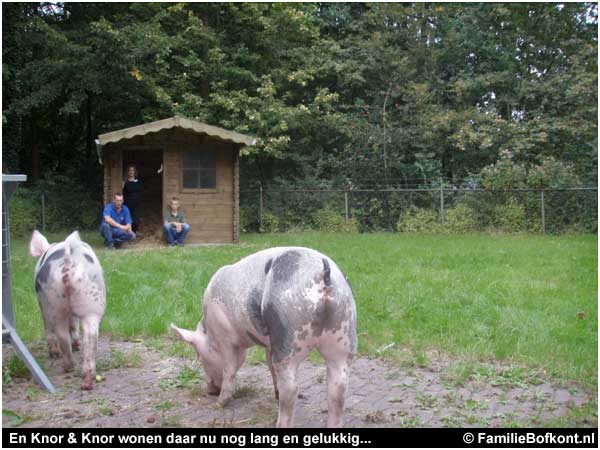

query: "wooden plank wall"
xmin=164 ymin=132 xmax=235 ymax=243
xmin=103 ymin=147 xmax=122 ymax=204
xmin=232 ymin=147 xmax=240 ymax=244
xmin=103 ymin=128 xmax=239 ymax=244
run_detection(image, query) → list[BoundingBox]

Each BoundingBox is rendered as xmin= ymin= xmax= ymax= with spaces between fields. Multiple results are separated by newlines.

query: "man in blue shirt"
xmin=99 ymin=193 xmax=136 ymax=249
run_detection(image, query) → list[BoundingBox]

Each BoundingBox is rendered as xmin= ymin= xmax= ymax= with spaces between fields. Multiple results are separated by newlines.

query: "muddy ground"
xmin=2 ymin=337 xmax=595 ymax=428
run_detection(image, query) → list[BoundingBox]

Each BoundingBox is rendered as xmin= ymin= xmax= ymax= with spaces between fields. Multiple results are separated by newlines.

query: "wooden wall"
xmin=103 ymin=147 xmax=122 ymax=204
xmin=102 ymin=128 xmax=241 ymax=244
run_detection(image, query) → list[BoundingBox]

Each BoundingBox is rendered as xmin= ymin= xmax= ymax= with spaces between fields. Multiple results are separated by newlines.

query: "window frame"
xmin=180 ymin=148 xmax=218 ymax=193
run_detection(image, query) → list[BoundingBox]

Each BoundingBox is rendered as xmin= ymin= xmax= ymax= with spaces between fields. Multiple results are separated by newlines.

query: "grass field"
xmin=8 ymin=231 xmax=597 ymax=389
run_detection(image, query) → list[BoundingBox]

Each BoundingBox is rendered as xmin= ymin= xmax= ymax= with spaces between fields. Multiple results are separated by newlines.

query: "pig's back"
xmin=34 ymin=242 xmax=68 ymax=295
xmin=262 ymin=247 xmax=356 ymax=362
xmin=203 ymin=247 xmax=356 ymax=356
xmin=208 ymin=247 xmax=355 ymax=360
xmin=34 ymin=238 xmax=105 ymax=316
xmin=202 ymin=247 xmax=291 ymax=342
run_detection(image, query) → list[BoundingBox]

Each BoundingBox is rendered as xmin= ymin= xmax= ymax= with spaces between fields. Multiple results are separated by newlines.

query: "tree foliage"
xmin=2 ymin=2 xmax=597 ymax=195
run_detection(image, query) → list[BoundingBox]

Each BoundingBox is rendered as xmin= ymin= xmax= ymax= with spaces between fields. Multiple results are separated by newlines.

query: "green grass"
xmin=158 ymin=365 xmax=203 ymax=391
xmin=96 ymin=348 xmax=144 ymax=371
xmin=2 ymin=409 xmax=31 ymax=427
xmin=2 ymin=355 xmax=31 ymax=384
xmin=8 ymin=231 xmax=597 ymax=387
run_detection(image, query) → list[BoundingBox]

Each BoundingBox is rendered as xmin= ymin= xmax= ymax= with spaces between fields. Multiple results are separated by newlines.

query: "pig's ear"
xmin=170 ymin=324 xmax=199 ymax=346
xmin=29 ymin=230 xmax=50 ymax=257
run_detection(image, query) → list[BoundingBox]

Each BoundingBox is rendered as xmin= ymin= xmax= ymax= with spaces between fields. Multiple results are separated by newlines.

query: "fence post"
xmin=344 ymin=191 xmax=349 ymax=221
xmin=41 ymin=192 xmax=46 ymax=233
xmin=541 ymin=189 xmax=546 ymax=234
xmin=259 ymin=186 xmax=263 ymax=232
xmin=439 ymin=179 xmax=445 ymax=226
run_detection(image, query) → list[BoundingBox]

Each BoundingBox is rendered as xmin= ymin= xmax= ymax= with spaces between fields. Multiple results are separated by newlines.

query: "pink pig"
xmin=172 ymin=247 xmax=357 ymax=427
xmin=29 ymin=230 xmax=106 ymax=390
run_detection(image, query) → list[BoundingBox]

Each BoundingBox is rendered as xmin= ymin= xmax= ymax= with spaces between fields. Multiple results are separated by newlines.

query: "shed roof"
xmin=97 ymin=116 xmax=256 ymax=147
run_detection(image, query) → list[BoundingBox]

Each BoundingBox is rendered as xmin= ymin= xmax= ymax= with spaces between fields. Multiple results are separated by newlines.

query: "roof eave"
xmin=97 ymin=116 xmax=256 ymax=147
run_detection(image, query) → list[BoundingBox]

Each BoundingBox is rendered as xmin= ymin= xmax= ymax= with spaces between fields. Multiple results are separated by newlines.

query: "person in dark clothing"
xmin=123 ymin=165 xmax=142 ymax=233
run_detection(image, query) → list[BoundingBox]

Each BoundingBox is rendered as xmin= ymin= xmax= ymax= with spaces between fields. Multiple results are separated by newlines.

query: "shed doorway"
xmin=122 ymin=149 xmax=164 ymax=243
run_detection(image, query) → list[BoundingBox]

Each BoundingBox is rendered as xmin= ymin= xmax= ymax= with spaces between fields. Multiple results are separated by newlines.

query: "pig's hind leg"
xmin=55 ymin=315 xmax=75 ymax=372
xmin=39 ymin=302 xmax=60 ymax=358
xmin=70 ymin=316 xmax=81 ymax=351
xmin=80 ymin=315 xmax=101 ymax=390
xmin=318 ymin=338 xmax=353 ymax=428
xmin=46 ymin=333 xmax=60 ymax=359
xmin=266 ymin=347 xmax=279 ymax=399
xmin=272 ymin=347 xmax=311 ymax=428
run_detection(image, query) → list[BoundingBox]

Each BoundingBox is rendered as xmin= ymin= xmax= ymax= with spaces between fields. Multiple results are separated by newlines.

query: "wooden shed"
xmin=96 ymin=116 xmax=255 ymax=244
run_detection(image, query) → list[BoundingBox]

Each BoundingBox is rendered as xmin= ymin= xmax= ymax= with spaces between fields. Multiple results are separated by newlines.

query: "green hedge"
xmin=8 ymin=184 xmax=102 ymax=238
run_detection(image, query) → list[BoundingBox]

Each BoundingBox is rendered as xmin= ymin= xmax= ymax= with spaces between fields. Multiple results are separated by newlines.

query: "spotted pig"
xmin=29 ymin=230 xmax=106 ymax=390
xmin=172 ymin=246 xmax=357 ymax=428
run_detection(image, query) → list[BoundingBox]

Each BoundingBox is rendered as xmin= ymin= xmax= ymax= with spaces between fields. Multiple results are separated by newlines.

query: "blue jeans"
xmin=99 ymin=222 xmax=136 ymax=247
xmin=164 ymin=223 xmax=190 ymax=245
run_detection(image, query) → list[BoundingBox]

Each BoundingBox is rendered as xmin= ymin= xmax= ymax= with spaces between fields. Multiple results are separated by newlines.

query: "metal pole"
xmin=41 ymin=192 xmax=46 ymax=233
xmin=2 ymin=187 xmax=15 ymax=330
xmin=440 ymin=178 xmax=445 ymax=225
xmin=541 ymin=189 xmax=546 ymax=234
xmin=3 ymin=318 xmax=55 ymax=392
xmin=2 ymin=175 xmax=54 ymax=392
xmin=344 ymin=191 xmax=349 ymax=221
xmin=259 ymin=186 xmax=263 ymax=232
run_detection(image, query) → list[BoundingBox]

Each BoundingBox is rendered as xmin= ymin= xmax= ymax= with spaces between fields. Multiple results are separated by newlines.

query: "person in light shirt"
xmin=163 ymin=197 xmax=190 ymax=247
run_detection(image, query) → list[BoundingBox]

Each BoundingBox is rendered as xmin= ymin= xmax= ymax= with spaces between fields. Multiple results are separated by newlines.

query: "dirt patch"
xmin=127 ymin=211 xmax=164 ymax=249
xmin=2 ymin=338 xmax=595 ymax=428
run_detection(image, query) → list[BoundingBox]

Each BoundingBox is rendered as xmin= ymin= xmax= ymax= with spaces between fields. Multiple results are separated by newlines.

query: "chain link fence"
xmin=7 ymin=185 xmax=596 ymax=237
xmin=8 ymin=186 xmax=103 ymax=236
xmin=240 ymin=187 xmax=598 ymax=234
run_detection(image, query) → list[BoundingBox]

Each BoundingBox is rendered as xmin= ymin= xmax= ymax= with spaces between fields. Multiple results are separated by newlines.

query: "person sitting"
xmin=163 ymin=197 xmax=190 ymax=247
xmin=99 ymin=193 xmax=136 ymax=250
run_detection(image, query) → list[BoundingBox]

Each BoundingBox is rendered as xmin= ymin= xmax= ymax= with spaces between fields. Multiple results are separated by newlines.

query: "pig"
xmin=29 ymin=230 xmax=106 ymax=390
xmin=171 ymin=246 xmax=357 ymax=428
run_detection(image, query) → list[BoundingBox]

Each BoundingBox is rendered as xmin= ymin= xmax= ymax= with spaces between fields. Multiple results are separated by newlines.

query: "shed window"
xmin=183 ymin=150 xmax=216 ymax=189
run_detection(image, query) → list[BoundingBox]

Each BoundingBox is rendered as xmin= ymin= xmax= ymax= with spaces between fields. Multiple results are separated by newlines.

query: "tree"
xmin=2 ymin=2 xmax=596 ymax=194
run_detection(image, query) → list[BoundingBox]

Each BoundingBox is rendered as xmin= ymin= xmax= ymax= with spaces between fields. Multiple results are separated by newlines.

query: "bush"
xmin=313 ymin=206 xmax=359 ymax=233
xmin=261 ymin=212 xmax=280 ymax=233
xmin=444 ymin=203 xmax=479 ymax=233
xmin=8 ymin=192 xmax=39 ymax=237
xmin=527 ymin=156 xmax=581 ymax=188
xmin=353 ymin=196 xmax=389 ymax=232
xmin=78 ymin=200 xmax=102 ymax=230
xmin=397 ymin=207 xmax=442 ymax=233
xmin=240 ymin=207 xmax=253 ymax=232
xmin=480 ymin=150 xmax=528 ymax=190
xmin=492 ymin=198 xmax=526 ymax=232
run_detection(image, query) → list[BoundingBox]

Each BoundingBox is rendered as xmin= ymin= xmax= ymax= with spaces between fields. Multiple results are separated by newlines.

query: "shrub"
xmin=313 ymin=206 xmax=359 ymax=233
xmin=480 ymin=150 xmax=528 ymax=190
xmin=397 ymin=207 xmax=442 ymax=233
xmin=492 ymin=198 xmax=526 ymax=232
xmin=444 ymin=203 xmax=479 ymax=233
xmin=563 ymin=220 xmax=598 ymax=235
xmin=353 ymin=196 xmax=391 ymax=232
xmin=261 ymin=212 xmax=280 ymax=233
xmin=78 ymin=200 xmax=102 ymax=230
xmin=527 ymin=156 xmax=581 ymax=188
xmin=240 ymin=207 xmax=252 ymax=232
xmin=8 ymin=192 xmax=39 ymax=237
